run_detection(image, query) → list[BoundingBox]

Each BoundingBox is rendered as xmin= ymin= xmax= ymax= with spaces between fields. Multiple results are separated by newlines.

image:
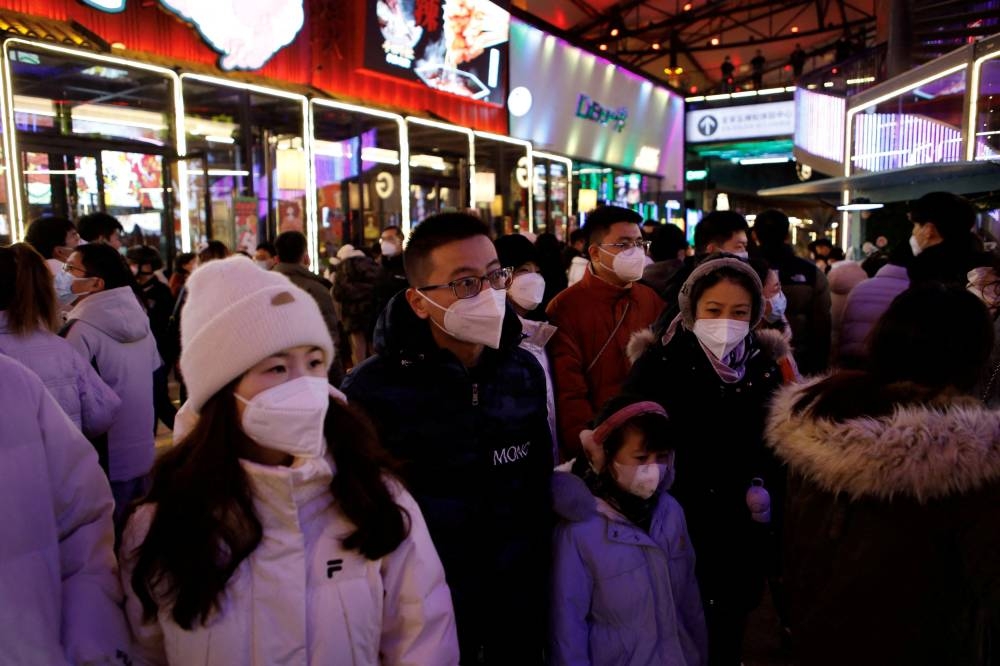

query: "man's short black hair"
xmin=752 ymin=209 xmax=791 ymax=248
xmin=77 ymin=212 xmax=123 ymax=242
xmin=275 ymin=231 xmax=308 ymax=263
xmin=909 ymin=191 xmax=976 ymax=241
xmin=582 ymin=206 xmax=643 ymax=247
xmin=569 ymin=228 xmax=587 ymax=245
xmin=382 ymin=225 xmax=404 ymax=240
xmin=256 ymin=241 xmax=277 ymax=257
xmin=693 ymin=211 xmax=749 ymax=253
xmin=403 ymin=213 xmax=491 ymax=286
xmin=649 ymin=223 xmax=688 ymax=262
xmin=125 ymin=245 xmax=164 ymax=272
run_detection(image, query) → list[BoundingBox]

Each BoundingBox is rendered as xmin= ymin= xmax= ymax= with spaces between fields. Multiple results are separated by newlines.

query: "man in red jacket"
xmin=546 ymin=206 xmax=664 ymax=460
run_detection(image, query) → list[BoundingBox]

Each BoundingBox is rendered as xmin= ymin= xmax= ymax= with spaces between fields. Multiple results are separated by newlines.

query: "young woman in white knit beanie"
xmin=118 ymin=255 xmax=459 ymax=665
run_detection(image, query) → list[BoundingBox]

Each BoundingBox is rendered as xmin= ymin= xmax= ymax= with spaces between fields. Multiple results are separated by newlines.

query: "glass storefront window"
xmin=312 ymin=102 xmax=405 ymax=261
xmin=974 ymin=58 xmax=1000 ymax=160
xmin=850 ymin=68 xmax=967 ymax=174
xmin=405 ymin=118 xmax=471 ymax=225
xmin=531 ymin=156 xmax=571 ymax=240
xmin=181 ymin=76 xmax=307 ymax=253
xmin=473 ymin=133 xmax=530 ymax=236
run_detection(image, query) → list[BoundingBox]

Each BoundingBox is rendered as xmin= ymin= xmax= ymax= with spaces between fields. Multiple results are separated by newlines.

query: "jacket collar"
xmin=581 ymin=263 xmax=634 ymax=298
xmin=767 ymin=376 xmax=1000 ymax=502
xmin=519 ymin=316 xmax=556 ymax=348
xmin=372 ymin=291 xmax=524 ymax=363
xmin=240 ymin=454 xmax=334 ymax=529
xmin=551 ymin=464 xmax=660 ymax=547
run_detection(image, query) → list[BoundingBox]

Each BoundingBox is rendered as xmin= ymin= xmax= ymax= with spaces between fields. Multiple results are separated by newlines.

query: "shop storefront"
xmin=507 ymin=16 xmax=684 ymax=239
xmin=0 ymin=0 xmax=513 ymax=266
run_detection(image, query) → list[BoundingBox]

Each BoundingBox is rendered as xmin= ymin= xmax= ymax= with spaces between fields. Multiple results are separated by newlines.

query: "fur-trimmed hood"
xmin=626 ymin=323 xmax=791 ymax=365
xmin=767 ymin=376 xmax=1000 ymax=502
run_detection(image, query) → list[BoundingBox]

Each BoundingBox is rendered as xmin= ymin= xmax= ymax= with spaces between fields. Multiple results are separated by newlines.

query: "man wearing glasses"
xmin=546 ymin=206 xmax=664 ymax=460
xmin=342 ymin=213 xmax=552 ymax=665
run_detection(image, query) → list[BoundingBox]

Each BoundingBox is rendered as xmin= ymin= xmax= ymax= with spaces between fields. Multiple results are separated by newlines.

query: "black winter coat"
xmin=623 ymin=327 xmax=784 ymax=612
xmin=767 ymin=377 xmax=1000 ymax=666
xmin=341 ymin=293 xmax=553 ymax=663
xmin=332 ymin=256 xmax=376 ymax=333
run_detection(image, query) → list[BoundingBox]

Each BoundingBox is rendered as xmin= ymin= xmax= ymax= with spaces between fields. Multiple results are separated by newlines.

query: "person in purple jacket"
xmin=550 ymin=395 xmax=707 ymax=666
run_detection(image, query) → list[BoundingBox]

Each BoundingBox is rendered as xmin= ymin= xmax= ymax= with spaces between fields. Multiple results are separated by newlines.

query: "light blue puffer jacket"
xmin=550 ymin=464 xmax=708 ymax=666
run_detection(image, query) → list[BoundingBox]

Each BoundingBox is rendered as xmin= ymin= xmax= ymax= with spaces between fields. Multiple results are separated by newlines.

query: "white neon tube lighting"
xmin=730 ymin=90 xmax=758 ymax=98
xmin=757 ymin=87 xmax=786 ymax=95
xmin=845 ymin=63 xmax=967 ymax=176
xmin=967 ymin=50 xmax=1000 ymax=160
xmin=685 ymin=95 xmax=706 ymax=102
xmin=204 ymin=135 xmax=235 ymax=144
xmin=2 ymin=39 xmax=182 ymax=243
xmin=738 ymin=156 xmax=791 ymax=165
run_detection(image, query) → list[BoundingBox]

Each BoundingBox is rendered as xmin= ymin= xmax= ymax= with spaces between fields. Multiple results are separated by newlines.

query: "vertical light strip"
xmin=304 ymin=98 xmax=319 ymax=271
xmin=469 ymin=132 xmax=476 ymax=210
xmin=0 ymin=43 xmax=23 ymax=241
xmin=172 ymin=71 xmax=189 ymax=252
xmin=841 ymin=189 xmax=850 ymax=252
xmin=398 ymin=117 xmax=410 ymax=235
xmin=967 ymin=50 xmax=1000 ymax=160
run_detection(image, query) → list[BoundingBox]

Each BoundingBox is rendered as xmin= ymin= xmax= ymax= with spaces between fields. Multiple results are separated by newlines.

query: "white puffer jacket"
xmin=120 ymin=455 xmax=459 ymax=666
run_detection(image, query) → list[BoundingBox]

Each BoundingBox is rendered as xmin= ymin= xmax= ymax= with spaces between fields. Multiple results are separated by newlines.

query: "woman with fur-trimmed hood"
xmin=767 ymin=284 xmax=1000 ymax=666
xmin=623 ymin=255 xmax=793 ymax=665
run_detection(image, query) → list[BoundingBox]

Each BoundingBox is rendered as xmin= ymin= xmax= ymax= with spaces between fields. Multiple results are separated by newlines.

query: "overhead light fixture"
xmin=837 ymin=198 xmax=884 ymax=211
xmin=599 ymin=43 xmax=608 ymax=51
xmin=710 ymin=37 xmax=720 ymax=46
xmin=675 ymin=66 xmax=684 ymax=74
xmin=791 ymin=26 xmax=799 ymax=33
xmin=610 ymin=27 xmax=620 ymax=37
xmin=652 ymin=42 xmax=660 ymax=50
xmin=683 ymin=2 xmax=692 ymax=10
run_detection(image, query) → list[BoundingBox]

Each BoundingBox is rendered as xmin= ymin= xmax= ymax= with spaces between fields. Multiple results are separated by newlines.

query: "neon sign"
xmin=77 ymin=0 xmax=305 ymax=71
xmin=575 ymin=94 xmax=628 ymax=132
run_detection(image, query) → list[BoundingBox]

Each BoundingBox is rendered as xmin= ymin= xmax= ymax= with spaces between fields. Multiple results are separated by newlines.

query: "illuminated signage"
xmin=685 ymin=101 xmax=795 ymax=143
xmin=78 ymin=0 xmax=305 ymax=70
xmin=795 ymin=89 xmax=845 ymax=164
xmin=508 ymin=19 xmax=683 ymax=186
xmin=365 ymin=0 xmax=510 ymax=106
xmin=851 ymin=113 xmax=963 ymax=172
xmin=576 ymin=94 xmax=627 ymax=132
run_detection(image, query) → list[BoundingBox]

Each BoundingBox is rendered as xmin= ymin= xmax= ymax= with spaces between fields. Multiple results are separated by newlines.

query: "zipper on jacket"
xmin=471 ymin=382 xmax=479 ymax=406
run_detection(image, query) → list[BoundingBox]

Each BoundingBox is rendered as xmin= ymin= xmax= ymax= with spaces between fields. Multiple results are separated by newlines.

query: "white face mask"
xmin=235 ymin=376 xmax=330 ymax=458
xmin=422 ymin=287 xmax=507 ymax=349
xmin=508 ymin=273 xmax=546 ymax=311
xmin=380 ymin=240 xmax=400 ymax=257
xmin=612 ymin=461 xmax=671 ymax=499
xmin=909 ymin=234 xmax=923 ymax=257
xmin=53 ymin=268 xmax=78 ymax=306
xmin=255 ymin=260 xmax=272 ymax=271
xmin=601 ymin=246 xmax=646 ymax=283
xmin=692 ymin=318 xmax=750 ymax=360
xmin=765 ymin=291 xmax=787 ymax=322
xmin=732 ymin=250 xmax=749 ymax=260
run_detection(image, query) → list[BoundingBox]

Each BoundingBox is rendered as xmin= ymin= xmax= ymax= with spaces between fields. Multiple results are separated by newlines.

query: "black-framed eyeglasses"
xmin=599 ymin=239 xmax=651 ymax=252
xmin=62 ymin=263 xmax=90 ymax=277
xmin=417 ymin=266 xmax=514 ymax=299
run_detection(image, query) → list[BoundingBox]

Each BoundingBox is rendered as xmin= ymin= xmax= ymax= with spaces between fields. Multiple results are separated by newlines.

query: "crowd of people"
xmin=2 ymin=191 xmax=999 ymax=665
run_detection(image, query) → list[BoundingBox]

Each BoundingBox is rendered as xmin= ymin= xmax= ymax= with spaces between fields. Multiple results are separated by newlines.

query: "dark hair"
xmin=909 ymin=191 xmax=976 ymax=241
xmin=795 ymin=284 xmax=994 ymax=420
xmin=127 ymin=386 xmax=409 ymax=629
xmin=24 ymin=216 xmax=76 ymax=260
xmin=752 ymin=209 xmax=790 ymax=247
xmin=0 ymin=243 xmax=59 ymax=334
xmin=649 ymin=223 xmax=688 ymax=262
xmin=569 ymin=228 xmax=587 ymax=245
xmin=255 ymin=241 xmax=277 ymax=257
xmin=382 ymin=226 xmax=403 ymax=242
xmin=78 ymin=212 xmax=124 ymax=242
xmin=275 ymin=231 xmax=308 ymax=264
xmin=582 ymin=206 xmax=643 ymax=248
xmin=175 ymin=252 xmax=197 ymax=275
xmin=747 ymin=256 xmax=772 ymax=286
xmin=693 ymin=211 xmax=748 ymax=253
xmin=403 ymin=212 xmax=491 ymax=286
xmin=75 ymin=243 xmax=142 ymax=299
xmin=494 ymin=233 xmax=538 ymax=270
xmin=197 ymin=240 xmax=230 ymax=264
xmin=689 ymin=260 xmax=763 ymax=323
xmin=126 ymin=245 xmax=164 ymax=272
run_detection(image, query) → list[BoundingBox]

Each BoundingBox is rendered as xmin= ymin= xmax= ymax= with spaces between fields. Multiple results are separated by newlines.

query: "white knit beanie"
xmin=180 ymin=255 xmax=335 ymax=413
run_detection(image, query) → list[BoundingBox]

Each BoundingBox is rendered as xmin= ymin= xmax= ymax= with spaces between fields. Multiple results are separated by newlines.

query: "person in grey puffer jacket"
xmin=0 ymin=243 xmax=120 ymax=436
xmin=551 ymin=395 xmax=707 ymax=666
xmin=62 ymin=243 xmax=160 ymax=532
xmin=836 ymin=244 xmax=910 ymax=368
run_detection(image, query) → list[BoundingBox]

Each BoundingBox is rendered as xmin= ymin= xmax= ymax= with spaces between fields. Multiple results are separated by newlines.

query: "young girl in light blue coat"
xmin=551 ymin=395 xmax=708 ymax=666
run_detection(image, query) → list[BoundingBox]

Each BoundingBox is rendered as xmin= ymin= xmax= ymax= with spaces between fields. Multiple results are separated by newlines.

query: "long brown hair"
xmin=0 ymin=243 xmax=59 ymax=334
xmin=126 ymin=382 xmax=409 ymax=629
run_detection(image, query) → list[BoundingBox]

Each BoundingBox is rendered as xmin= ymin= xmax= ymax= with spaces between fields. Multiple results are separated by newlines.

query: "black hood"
xmin=372 ymin=291 xmax=524 ymax=360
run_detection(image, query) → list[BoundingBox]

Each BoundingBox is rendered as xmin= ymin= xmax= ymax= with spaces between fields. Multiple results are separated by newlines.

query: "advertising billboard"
xmin=365 ymin=0 xmax=510 ymax=106
xmin=507 ymin=19 xmax=683 ymax=187
xmin=685 ymin=100 xmax=795 ymax=144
